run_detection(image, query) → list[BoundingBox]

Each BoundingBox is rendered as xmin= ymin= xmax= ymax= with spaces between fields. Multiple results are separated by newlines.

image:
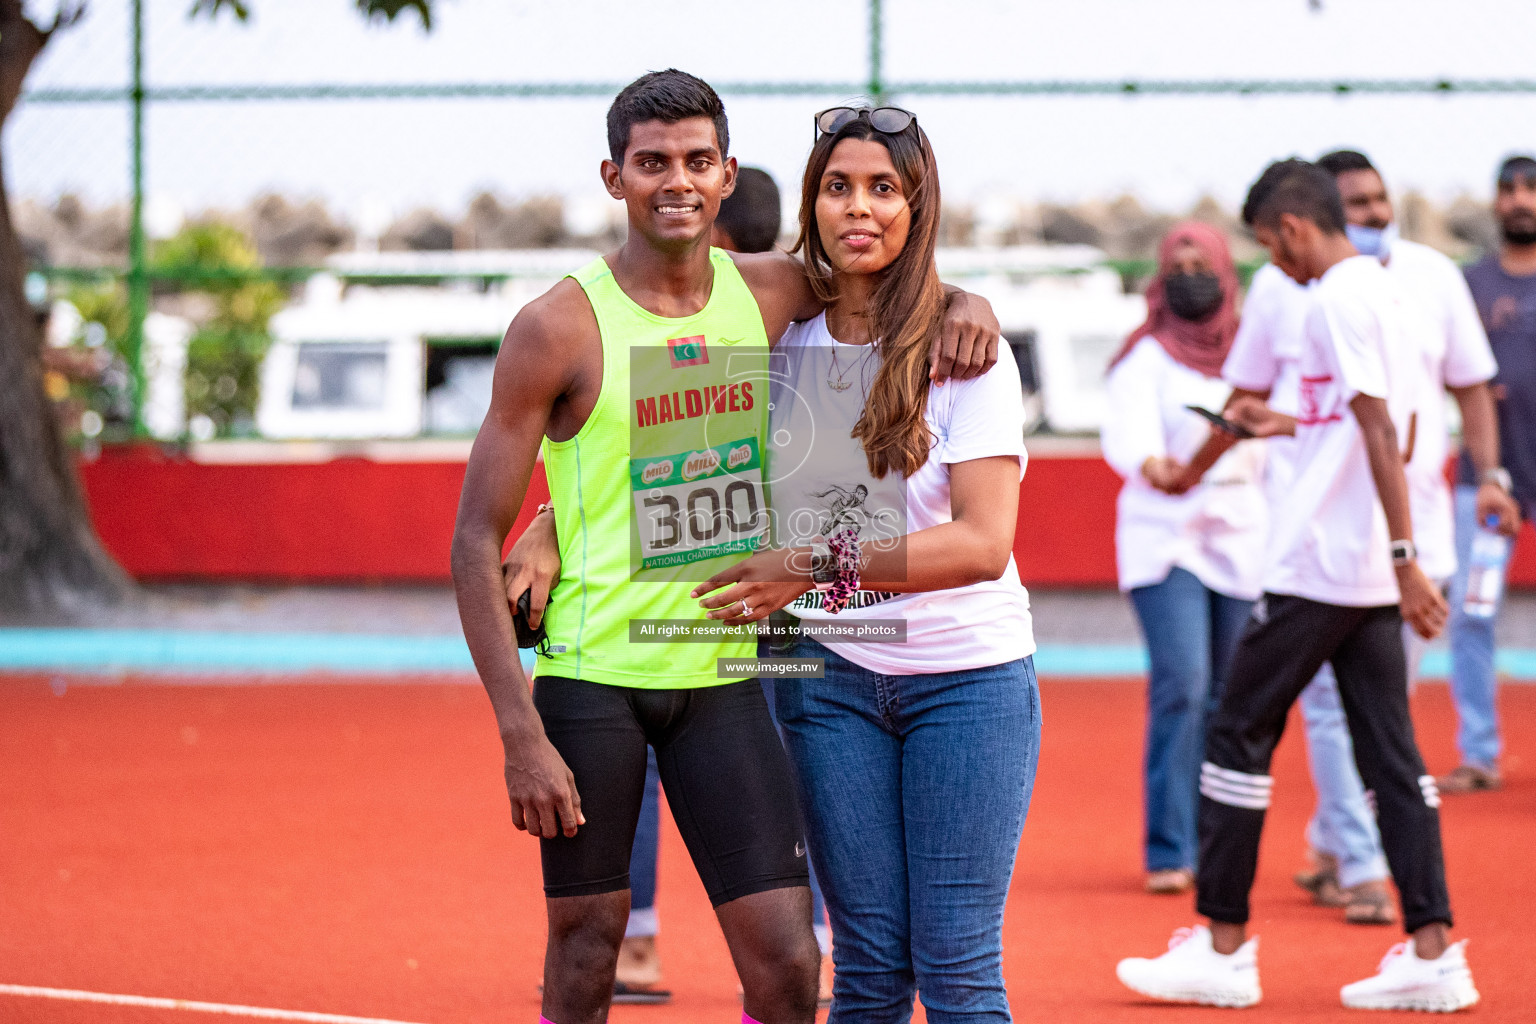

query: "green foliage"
xmin=66 ymin=282 xmax=130 ymax=347
xmin=153 ymin=222 xmax=286 ymax=438
xmin=152 ymin=220 xmax=261 ymax=272
xmin=188 ymin=0 xmax=434 ymax=28
xmin=184 ymin=323 xmax=268 ymax=436
xmin=187 ymin=0 xmax=251 ymax=21
xmin=151 ymin=222 xmax=286 ymax=326
xmin=57 ymin=282 xmax=134 ymax=440
xmin=355 ymin=0 xmax=434 ymax=29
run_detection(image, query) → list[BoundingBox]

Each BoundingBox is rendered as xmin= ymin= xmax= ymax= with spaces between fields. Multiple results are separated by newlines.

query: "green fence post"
xmin=125 ymin=0 xmax=148 ymax=436
xmin=868 ymin=0 xmax=884 ymax=103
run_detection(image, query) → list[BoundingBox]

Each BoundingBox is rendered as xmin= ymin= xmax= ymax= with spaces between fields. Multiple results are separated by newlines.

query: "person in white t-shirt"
xmin=1205 ymin=258 xmax=1403 ymax=923
xmin=1292 ymin=150 xmax=1512 ymax=921
xmin=1101 ymin=222 xmax=1267 ymax=897
xmin=691 ymin=106 xmax=1038 ymax=1022
xmin=1176 ymin=151 xmax=1516 ymax=929
xmin=1117 ymin=159 xmax=1477 ymax=1013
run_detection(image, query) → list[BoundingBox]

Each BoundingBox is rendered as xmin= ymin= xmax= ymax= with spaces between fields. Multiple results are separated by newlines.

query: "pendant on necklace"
xmin=827 ymin=379 xmax=853 ymax=392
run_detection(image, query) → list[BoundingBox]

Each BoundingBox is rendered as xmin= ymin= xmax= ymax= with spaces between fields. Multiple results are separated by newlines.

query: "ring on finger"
xmin=741 ymin=599 xmax=753 ymax=617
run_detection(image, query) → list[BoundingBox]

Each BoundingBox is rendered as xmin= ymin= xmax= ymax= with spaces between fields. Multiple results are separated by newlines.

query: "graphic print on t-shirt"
xmin=765 ymin=340 xmax=908 ymax=593
xmin=789 ymin=473 xmax=902 ymax=614
xmin=1264 ymin=256 xmax=1423 ymax=607
xmin=1297 ymin=374 xmax=1343 ymax=426
xmin=811 ymin=483 xmax=870 ymax=537
xmin=767 ymin=312 xmax=1037 ymax=675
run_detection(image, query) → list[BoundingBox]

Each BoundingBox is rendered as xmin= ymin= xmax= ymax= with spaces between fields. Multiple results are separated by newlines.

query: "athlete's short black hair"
xmin=607 ymin=69 xmax=728 ymax=165
xmin=1317 ymin=149 xmax=1377 ymax=178
xmin=1242 ymin=158 xmax=1347 ymax=235
xmin=716 ymin=167 xmax=781 ymax=253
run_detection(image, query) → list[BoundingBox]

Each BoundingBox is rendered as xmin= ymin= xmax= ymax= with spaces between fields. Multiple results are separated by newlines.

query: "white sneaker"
xmin=1116 ymin=925 xmax=1261 ymax=1008
xmin=1340 ymin=938 xmax=1479 ymax=1012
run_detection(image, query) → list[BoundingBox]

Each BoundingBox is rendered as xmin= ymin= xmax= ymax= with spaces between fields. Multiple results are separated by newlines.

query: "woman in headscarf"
xmin=1102 ymin=222 xmax=1268 ymax=895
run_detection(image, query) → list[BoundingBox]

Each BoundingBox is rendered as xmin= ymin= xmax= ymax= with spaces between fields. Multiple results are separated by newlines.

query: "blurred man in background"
xmin=1441 ymin=154 xmax=1536 ymax=793
xmin=712 ymin=166 xmax=782 ymax=254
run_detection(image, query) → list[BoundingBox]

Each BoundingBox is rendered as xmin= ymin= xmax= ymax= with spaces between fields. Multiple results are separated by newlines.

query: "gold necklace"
xmin=827 ymin=344 xmax=860 ymax=392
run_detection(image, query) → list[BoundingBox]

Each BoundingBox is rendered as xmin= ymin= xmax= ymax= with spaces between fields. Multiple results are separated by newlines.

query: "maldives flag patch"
xmin=668 ymin=335 xmax=708 ymax=368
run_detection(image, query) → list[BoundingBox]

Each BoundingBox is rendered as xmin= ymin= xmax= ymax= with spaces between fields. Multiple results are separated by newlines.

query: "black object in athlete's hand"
xmin=514 ymin=589 xmax=551 ymax=653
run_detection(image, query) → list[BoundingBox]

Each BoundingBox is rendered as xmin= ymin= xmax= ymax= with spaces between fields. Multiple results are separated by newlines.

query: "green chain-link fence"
xmin=17 ymin=0 xmax=1536 ymax=436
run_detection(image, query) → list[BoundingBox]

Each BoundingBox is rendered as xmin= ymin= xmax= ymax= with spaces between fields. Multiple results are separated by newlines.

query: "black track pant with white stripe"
xmin=1195 ymin=593 xmax=1452 ymax=933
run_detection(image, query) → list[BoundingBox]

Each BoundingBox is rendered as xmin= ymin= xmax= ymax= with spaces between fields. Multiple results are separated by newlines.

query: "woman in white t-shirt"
xmin=691 ymin=106 xmax=1037 ymax=1023
xmin=1101 ymin=222 xmax=1267 ymax=896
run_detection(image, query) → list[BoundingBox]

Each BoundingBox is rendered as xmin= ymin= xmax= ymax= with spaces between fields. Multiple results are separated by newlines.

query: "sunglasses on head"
xmin=814 ymin=105 xmax=918 ymax=139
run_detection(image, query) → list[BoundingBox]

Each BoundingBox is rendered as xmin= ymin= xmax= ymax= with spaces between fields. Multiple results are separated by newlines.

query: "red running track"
xmin=1 ymin=676 xmax=1531 ymax=1023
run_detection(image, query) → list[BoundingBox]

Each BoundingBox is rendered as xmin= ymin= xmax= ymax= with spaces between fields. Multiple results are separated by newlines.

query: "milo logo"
xmin=681 ymin=449 xmax=722 ymax=481
xmin=641 ymin=459 xmax=674 ymax=485
xmin=726 ymin=443 xmax=752 ymax=470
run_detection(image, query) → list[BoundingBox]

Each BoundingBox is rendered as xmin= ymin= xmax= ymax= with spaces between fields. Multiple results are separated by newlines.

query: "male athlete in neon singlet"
xmin=450 ymin=70 xmax=998 ymax=1024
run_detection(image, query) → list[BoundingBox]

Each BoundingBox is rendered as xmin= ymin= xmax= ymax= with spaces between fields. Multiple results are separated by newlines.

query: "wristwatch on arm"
xmin=1482 ymin=467 xmax=1513 ymax=494
xmin=1390 ymin=538 xmax=1417 ymax=568
xmin=809 ymin=539 xmax=838 ymax=592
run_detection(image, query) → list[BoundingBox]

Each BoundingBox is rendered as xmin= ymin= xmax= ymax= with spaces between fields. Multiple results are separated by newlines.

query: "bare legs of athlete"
xmin=542 ymin=887 xmax=819 ymax=1024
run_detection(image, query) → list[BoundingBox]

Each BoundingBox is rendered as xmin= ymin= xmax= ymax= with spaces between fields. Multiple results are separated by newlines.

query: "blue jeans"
xmin=1128 ymin=567 xmax=1253 ymax=873
xmin=1299 ymin=663 xmax=1389 ymax=888
xmin=1446 ymin=484 xmax=1511 ymax=768
xmin=760 ymin=676 xmax=830 ymax=952
xmin=774 ymin=639 xmax=1041 ymax=1024
xmin=628 ymin=701 xmax=831 ymax=950
xmin=625 ymin=749 xmax=662 ymax=938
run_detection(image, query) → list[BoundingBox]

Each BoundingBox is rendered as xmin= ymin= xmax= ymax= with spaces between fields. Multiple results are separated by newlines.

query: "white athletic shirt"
xmin=769 ymin=312 xmax=1035 ymax=675
xmin=1227 ymin=249 xmax=1497 ymax=583
xmin=1385 ymin=239 xmax=1497 ymax=581
xmin=1223 ymin=263 xmax=1311 ymax=500
xmin=1265 ymin=256 xmax=1425 ymax=607
xmin=1102 ymin=337 xmax=1268 ymax=598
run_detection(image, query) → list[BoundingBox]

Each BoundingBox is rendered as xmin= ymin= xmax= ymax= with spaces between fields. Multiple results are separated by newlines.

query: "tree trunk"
xmin=0 ymin=1 xmax=134 ymax=613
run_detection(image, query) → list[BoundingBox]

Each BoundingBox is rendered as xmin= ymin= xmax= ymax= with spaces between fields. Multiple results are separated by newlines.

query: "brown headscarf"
xmin=1108 ymin=221 xmax=1240 ymax=378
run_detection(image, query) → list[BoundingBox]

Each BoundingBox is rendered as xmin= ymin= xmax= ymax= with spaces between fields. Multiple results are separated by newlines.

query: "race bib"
xmin=630 ymin=437 xmax=766 ymax=570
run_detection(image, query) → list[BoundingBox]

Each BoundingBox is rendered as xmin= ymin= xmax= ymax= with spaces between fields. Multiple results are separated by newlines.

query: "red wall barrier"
xmin=79 ymin=445 xmax=548 ymax=583
xmin=77 ymin=443 xmax=1536 ymax=588
xmin=1015 ymin=449 xmax=1121 ymax=586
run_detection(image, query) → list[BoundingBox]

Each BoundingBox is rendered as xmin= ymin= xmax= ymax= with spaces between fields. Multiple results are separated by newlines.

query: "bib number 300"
xmin=631 ymin=438 xmax=766 ymax=571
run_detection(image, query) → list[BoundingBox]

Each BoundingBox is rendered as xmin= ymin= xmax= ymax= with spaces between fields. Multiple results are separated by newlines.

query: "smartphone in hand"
xmin=513 ymin=589 xmax=551 ymax=652
xmin=1185 ymin=404 xmax=1256 ymax=440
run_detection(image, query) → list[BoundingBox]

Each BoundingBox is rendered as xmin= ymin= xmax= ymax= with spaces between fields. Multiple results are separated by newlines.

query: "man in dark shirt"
xmin=1445 ymin=154 xmax=1536 ymax=793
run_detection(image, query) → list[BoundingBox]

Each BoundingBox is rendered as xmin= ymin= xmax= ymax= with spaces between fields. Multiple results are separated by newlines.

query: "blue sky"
xmin=11 ymin=0 xmax=1536 ymax=225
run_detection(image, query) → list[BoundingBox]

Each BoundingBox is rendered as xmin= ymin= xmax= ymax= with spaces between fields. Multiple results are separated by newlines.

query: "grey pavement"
xmin=9 ymin=583 xmax=1536 ymax=650
xmin=1 ymin=584 xmax=465 ymax=635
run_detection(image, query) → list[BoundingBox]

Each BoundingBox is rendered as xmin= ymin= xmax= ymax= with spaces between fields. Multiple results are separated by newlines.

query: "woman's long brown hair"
xmin=793 ymin=116 xmax=945 ymax=479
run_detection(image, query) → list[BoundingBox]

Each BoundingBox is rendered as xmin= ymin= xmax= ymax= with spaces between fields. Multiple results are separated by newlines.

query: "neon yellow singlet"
xmin=535 ymin=249 xmax=770 ymax=689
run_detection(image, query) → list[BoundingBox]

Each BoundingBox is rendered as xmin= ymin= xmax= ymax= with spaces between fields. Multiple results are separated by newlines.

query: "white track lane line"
xmin=0 ymin=984 xmax=432 ymax=1024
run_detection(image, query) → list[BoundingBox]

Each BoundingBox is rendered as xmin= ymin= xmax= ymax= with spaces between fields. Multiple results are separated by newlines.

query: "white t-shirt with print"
xmin=1228 ymin=250 xmax=1497 ymax=584
xmin=768 ymin=312 xmax=1035 ymax=675
xmin=1223 ymin=262 xmax=1312 ymax=501
xmin=1101 ymin=337 xmax=1268 ymax=598
xmin=1265 ymin=256 xmax=1425 ymax=607
xmin=1386 ymin=238 xmax=1498 ymax=581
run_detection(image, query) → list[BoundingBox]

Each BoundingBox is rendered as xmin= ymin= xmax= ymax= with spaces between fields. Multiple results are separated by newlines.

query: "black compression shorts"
xmin=531 ymin=676 xmax=810 ymax=906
